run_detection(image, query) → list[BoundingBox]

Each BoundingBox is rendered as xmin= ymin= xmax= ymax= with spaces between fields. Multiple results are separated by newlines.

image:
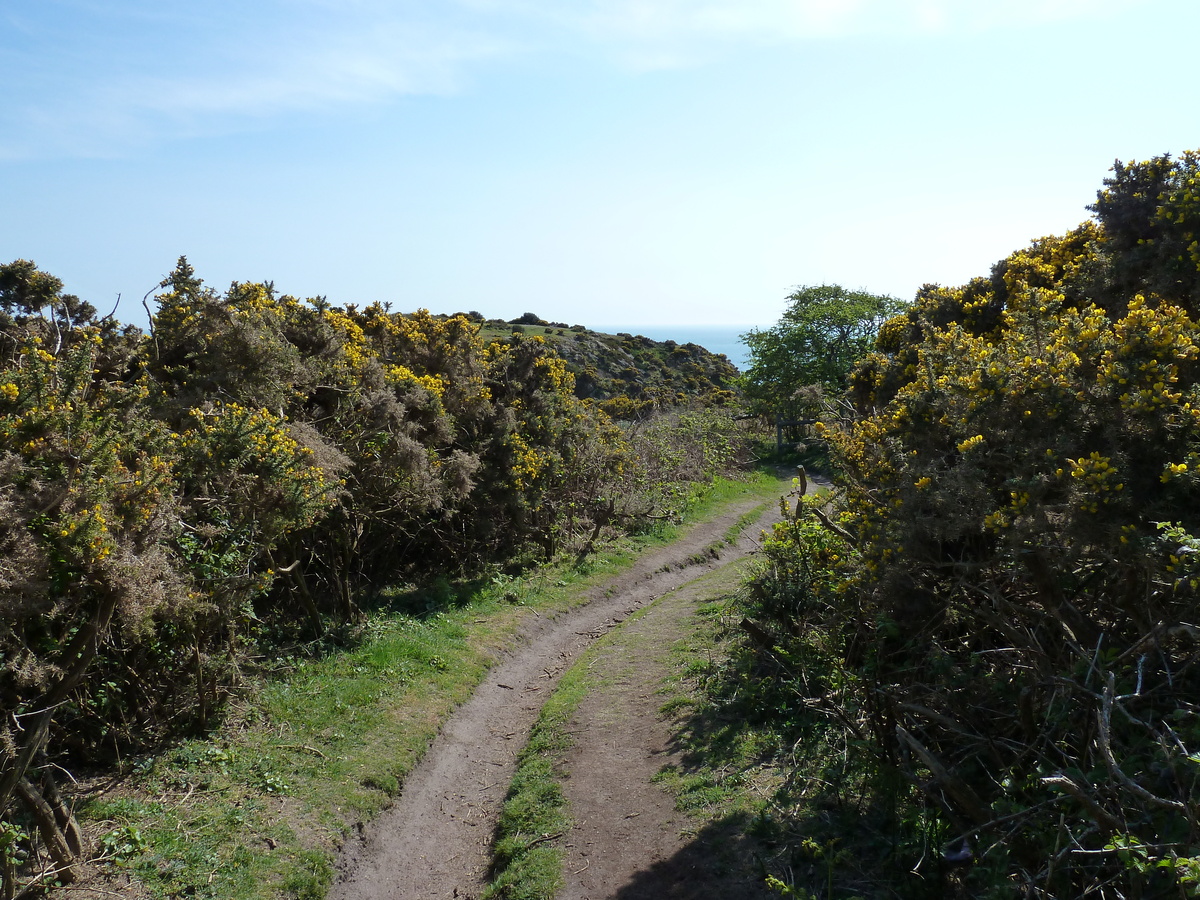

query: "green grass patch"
xmin=649 ymin=565 xmax=788 ymax=827
xmin=482 ymin=661 xmax=590 ymax=900
xmin=75 ymin=471 xmax=789 ymax=900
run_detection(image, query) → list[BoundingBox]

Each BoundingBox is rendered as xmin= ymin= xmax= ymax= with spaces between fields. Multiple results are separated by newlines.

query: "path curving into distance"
xmin=328 ymin=482 xmax=799 ymax=900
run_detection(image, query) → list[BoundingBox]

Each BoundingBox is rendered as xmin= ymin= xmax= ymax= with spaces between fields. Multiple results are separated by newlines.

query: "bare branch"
xmin=1097 ymin=674 xmax=1187 ymax=813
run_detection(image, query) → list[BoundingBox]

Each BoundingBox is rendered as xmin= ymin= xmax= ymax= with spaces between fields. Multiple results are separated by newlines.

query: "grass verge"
xmin=651 ymin=562 xmax=931 ymax=899
xmin=74 ymin=471 xmax=787 ymax=900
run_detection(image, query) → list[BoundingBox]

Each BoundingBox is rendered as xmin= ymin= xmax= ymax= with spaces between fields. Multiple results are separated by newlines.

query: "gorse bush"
xmin=0 ymin=284 xmax=184 ymax=888
xmin=745 ymin=152 xmax=1200 ymax=898
xmin=0 ymin=257 xmax=746 ymax=895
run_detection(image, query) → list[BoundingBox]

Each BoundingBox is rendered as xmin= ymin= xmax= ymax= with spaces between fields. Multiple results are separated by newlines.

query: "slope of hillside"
xmin=473 ymin=314 xmax=741 ymax=419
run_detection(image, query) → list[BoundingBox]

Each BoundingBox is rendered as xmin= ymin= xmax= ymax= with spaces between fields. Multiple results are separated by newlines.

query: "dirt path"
xmin=327 ymin=486 xmax=791 ymax=900
xmin=557 ymin=559 xmax=777 ymax=900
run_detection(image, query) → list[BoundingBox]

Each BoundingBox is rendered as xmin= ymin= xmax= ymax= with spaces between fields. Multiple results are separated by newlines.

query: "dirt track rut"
xmin=328 ymin=491 xmax=786 ymax=900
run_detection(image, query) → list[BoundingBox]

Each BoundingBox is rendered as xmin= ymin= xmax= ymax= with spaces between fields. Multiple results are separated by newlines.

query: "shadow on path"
xmin=611 ymin=816 xmax=776 ymax=900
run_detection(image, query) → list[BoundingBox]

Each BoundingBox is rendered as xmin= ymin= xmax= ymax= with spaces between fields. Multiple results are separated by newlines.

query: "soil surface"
xmin=558 ymin=559 xmax=777 ymax=900
xmin=328 ymin=484 xmax=797 ymax=900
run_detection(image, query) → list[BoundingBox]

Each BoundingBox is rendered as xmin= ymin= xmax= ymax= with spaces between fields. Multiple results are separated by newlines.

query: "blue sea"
xmin=594 ymin=324 xmax=763 ymax=371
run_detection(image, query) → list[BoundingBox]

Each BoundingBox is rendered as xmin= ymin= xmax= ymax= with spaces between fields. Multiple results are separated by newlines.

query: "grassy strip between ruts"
xmin=480 ymin=639 xmax=589 ymax=900
xmin=480 ymin=493 xmax=785 ymax=900
xmin=73 ymin=470 xmax=787 ymax=900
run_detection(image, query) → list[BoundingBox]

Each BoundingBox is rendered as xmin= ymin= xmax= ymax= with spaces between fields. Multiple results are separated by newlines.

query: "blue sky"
xmin=2 ymin=0 xmax=1198 ymax=331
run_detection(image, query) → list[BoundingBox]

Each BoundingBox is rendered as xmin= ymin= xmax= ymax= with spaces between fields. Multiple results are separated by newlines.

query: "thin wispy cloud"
xmin=0 ymin=1 xmax=512 ymax=158
xmin=541 ymin=0 xmax=1139 ymax=49
xmin=116 ymin=26 xmax=503 ymax=120
xmin=0 ymin=0 xmax=1142 ymax=159
xmin=466 ymin=0 xmax=1141 ymax=73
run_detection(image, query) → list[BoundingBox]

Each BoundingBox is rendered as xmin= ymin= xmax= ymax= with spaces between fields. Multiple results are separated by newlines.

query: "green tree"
xmin=740 ymin=284 xmax=903 ymax=419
